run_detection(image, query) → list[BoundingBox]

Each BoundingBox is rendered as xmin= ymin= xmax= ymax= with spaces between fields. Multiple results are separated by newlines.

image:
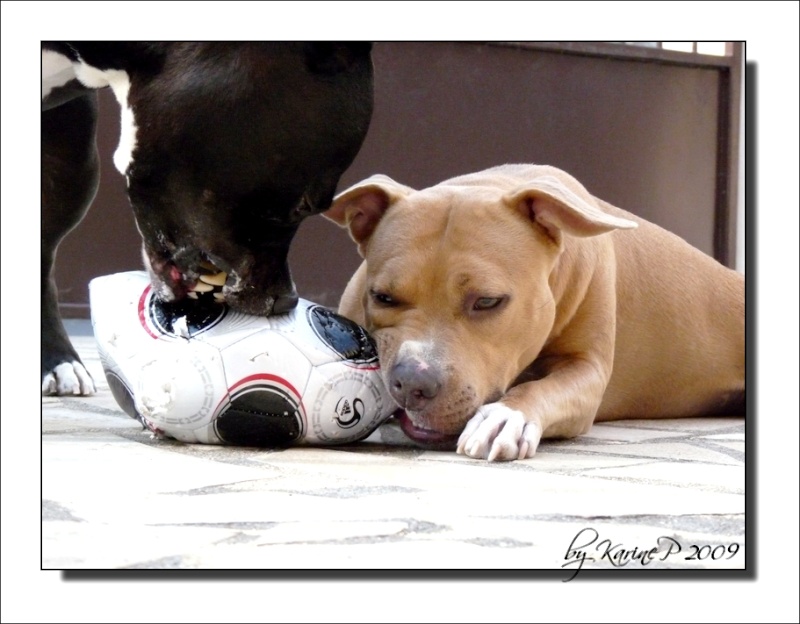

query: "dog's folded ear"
xmin=325 ymin=174 xmax=414 ymax=256
xmin=504 ymin=175 xmax=637 ymax=244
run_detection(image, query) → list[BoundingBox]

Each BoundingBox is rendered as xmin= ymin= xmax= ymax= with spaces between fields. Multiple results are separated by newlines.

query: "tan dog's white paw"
xmin=456 ymin=402 xmax=542 ymax=461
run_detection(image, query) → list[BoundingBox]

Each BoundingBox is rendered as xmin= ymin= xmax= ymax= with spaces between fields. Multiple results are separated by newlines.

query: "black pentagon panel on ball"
xmin=105 ymin=372 xmax=141 ymax=423
xmin=149 ymin=296 xmax=227 ymax=338
xmin=306 ymin=305 xmax=378 ymax=363
xmin=214 ymin=388 xmax=303 ymax=447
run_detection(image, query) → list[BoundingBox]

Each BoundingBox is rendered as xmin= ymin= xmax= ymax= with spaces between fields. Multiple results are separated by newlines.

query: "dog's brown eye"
xmin=473 ymin=297 xmax=504 ymax=311
xmin=370 ymin=290 xmax=397 ymax=307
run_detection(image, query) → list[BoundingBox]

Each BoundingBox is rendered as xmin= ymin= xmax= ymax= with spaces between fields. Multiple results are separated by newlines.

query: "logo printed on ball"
xmin=334 ymin=397 xmax=364 ymax=429
xmin=310 ymin=370 xmax=387 ymax=443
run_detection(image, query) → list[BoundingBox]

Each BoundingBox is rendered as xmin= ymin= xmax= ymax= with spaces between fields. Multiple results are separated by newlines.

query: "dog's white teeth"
xmin=198 ymin=272 xmax=227 ymax=286
xmin=190 ymin=281 xmax=214 ymax=293
xmin=186 ymin=266 xmax=226 ymax=300
xmin=406 ymin=413 xmax=432 ymax=431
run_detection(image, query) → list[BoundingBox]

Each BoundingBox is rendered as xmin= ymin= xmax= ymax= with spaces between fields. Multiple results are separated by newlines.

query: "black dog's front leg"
xmin=42 ymin=91 xmax=100 ymax=395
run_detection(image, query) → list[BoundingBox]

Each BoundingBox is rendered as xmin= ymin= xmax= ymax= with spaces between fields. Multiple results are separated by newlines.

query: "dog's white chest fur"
xmin=41 ymin=49 xmax=137 ymax=177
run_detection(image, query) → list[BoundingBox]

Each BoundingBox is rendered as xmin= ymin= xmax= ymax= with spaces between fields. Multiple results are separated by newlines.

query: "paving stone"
xmin=561 ymin=441 xmax=743 ymax=466
xmin=581 ymin=424 xmax=692 ymax=442
xmin=707 ymin=441 xmax=745 ymax=454
xmin=38 ymin=325 xmax=748 ymax=570
xmin=598 ymin=417 xmax=744 ymax=433
xmin=580 ymin=462 xmax=745 ymax=494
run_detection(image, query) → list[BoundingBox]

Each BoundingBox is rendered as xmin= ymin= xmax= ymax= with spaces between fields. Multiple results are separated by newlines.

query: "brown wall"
xmin=54 ymin=42 xmax=740 ymax=315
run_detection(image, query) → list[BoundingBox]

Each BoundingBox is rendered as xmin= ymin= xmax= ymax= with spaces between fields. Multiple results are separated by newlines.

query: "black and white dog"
xmin=42 ymin=42 xmax=374 ymax=396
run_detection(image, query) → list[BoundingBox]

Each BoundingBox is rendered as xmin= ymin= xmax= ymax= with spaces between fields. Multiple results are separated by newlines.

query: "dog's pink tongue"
xmin=395 ymin=410 xmax=459 ymax=449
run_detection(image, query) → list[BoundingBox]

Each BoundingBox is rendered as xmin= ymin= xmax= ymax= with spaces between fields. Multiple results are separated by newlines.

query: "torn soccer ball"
xmin=89 ymin=271 xmax=394 ymax=446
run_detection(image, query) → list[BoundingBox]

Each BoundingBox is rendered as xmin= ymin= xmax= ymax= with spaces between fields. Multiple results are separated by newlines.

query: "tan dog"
xmin=324 ymin=164 xmax=745 ymax=461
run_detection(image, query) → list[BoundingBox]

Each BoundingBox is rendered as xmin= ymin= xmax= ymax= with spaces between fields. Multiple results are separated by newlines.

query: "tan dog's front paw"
xmin=456 ymin=403 xmax=542 ymax=461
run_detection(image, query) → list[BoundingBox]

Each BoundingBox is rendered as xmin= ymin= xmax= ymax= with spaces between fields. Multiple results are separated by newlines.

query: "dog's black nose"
xmin=389 ymin=360 xmax=442 ymax=411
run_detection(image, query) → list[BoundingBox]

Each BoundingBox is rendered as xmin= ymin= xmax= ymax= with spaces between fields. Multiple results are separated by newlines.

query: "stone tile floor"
xmin=13 ymin=323 xmax=797 ymax=622
xmin=41 ymin=324 xmax=749 ymax=574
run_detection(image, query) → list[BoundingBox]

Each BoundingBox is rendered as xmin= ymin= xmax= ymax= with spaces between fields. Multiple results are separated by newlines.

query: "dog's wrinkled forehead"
xmin=368 ymin=185 xmax=523 ymax=254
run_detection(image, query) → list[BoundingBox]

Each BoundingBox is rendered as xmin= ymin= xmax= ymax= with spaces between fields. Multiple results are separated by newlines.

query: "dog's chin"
xmin=394 ymin=409 xmax=460 ymax=451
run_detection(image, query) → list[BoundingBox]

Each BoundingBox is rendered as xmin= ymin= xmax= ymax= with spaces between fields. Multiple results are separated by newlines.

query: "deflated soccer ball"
xmin=89 ymin=271 xmax=394 ymax=447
